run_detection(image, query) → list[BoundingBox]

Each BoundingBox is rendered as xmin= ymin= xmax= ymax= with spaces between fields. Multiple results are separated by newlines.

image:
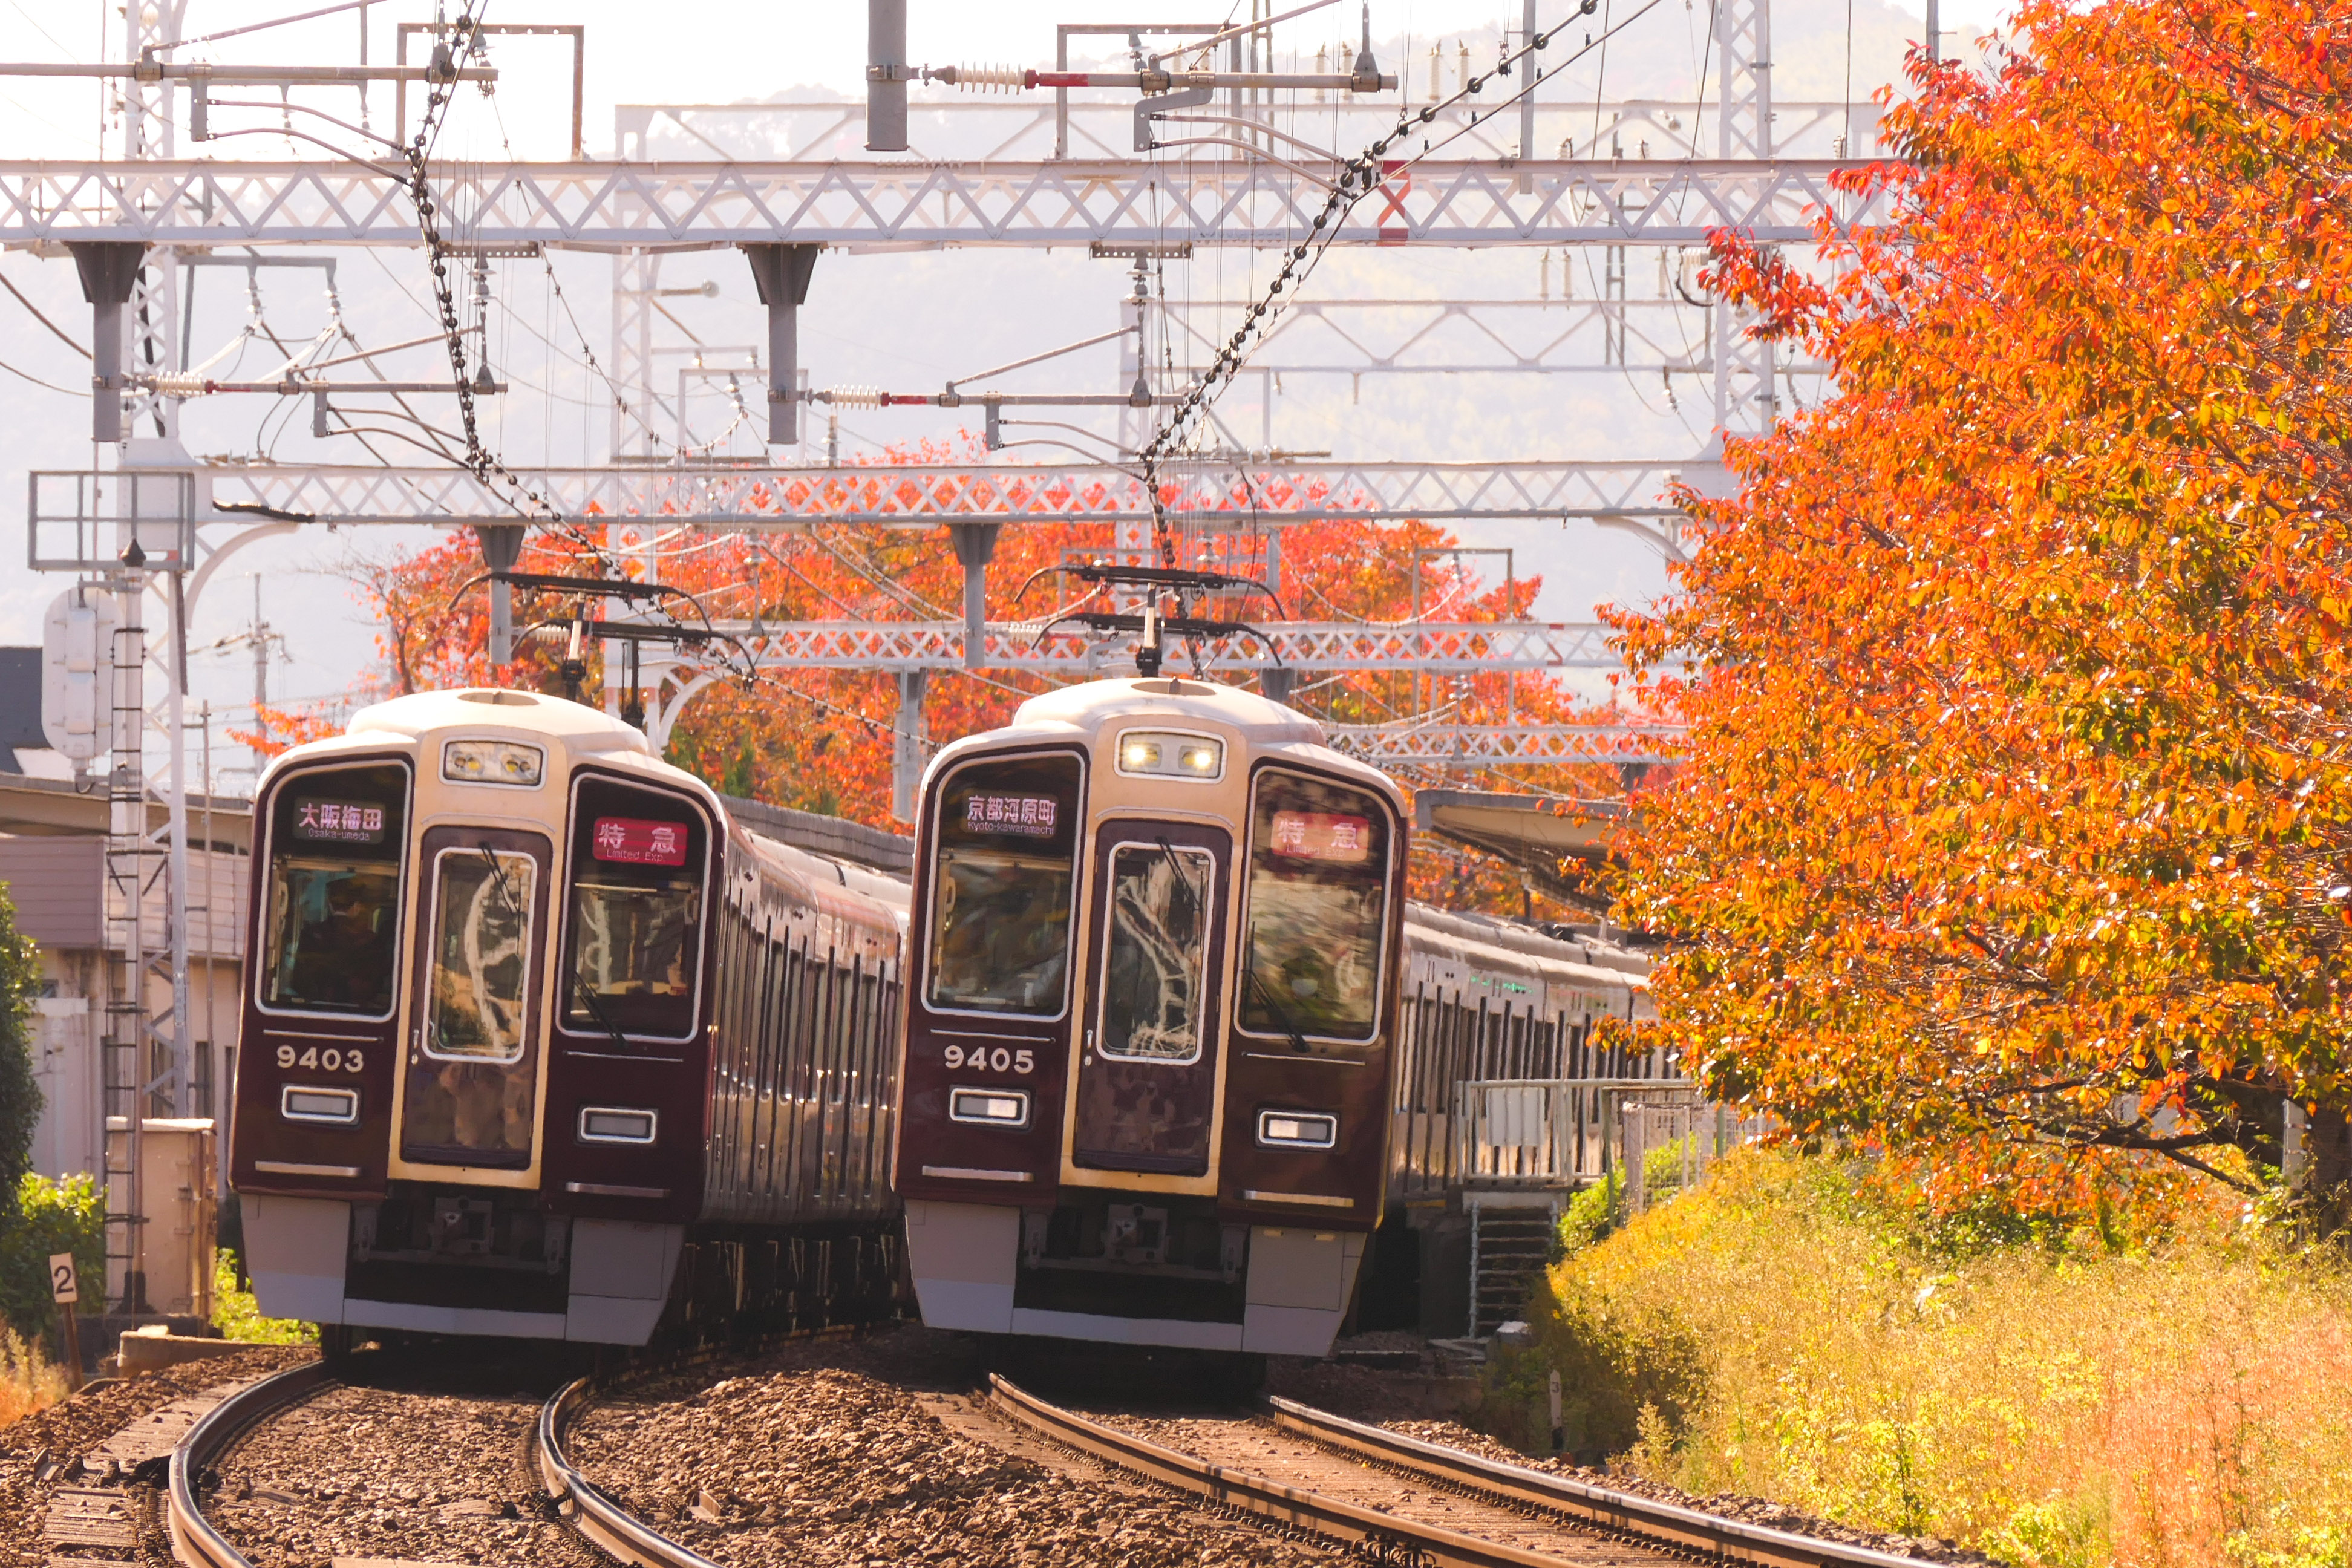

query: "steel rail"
xmin=1267 ymin=1393 xmax=1937 ymax=1568
xmin=987 ymin=1373 xmax=1566 ymax=1567
xmin=164 ymin=1361 xmax=332 ymax=1568
xmin=535 ymin=1375 xmax=727 ymax=1568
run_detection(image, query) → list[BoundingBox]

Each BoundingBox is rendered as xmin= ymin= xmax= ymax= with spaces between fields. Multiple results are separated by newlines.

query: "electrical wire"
xmin=0 ymin=271 xmax=87 ymax=356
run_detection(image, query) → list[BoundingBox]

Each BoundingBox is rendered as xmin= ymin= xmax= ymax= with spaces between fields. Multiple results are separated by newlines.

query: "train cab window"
xmin=563 ymin=778 xmax=710 ymax=1042
xmin=422 ymin=848 xmax=538 ymax=1060
xmin=928 ymin=753 xmax=1082 ymax=1016
xmin=260 ymin=763 xmax=409 ymax=1016
xmin=1096 ymin=842 xmax=1216 ymax=1061
xmin=1238 ymin=771 xmax=1393 ymax=1050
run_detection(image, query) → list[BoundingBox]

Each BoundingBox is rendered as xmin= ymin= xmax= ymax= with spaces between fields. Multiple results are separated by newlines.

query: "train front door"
xmin=1070 ymin=822 xmax=1232 ymax=1174
xmin=398 ymin=825 xmax=552 ymax=1170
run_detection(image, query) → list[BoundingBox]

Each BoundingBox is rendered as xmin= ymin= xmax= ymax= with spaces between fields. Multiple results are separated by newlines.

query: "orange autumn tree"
xmin=1610 ymin=0 xmax=2352 ymax=1214
xmin=301 ymin=471 xmax=1633 ymax=918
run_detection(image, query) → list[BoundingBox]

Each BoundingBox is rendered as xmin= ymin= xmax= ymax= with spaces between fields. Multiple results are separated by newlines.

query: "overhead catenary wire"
xmin=1138 ymin=0 xmax=1664 ymax=569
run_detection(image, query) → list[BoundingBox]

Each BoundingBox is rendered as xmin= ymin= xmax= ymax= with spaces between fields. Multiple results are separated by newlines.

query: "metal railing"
xmin=1451 ymin=1079 xmax=1767 ymax=1209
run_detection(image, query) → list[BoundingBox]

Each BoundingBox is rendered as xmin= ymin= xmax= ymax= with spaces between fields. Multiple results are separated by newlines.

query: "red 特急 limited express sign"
xmin=593 ymin=817 xmax=688 ymax=866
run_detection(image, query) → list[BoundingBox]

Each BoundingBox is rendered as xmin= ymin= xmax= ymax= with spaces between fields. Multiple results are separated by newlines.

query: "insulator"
xmin=947 ymin=64 xmax=1028 ymax=91
xmin=826 ymin=385 xmax=884 ymax=408
xmin=150 ymin=373 xmax=207 ymax=398
xmin=523 ymin=625 xmax=570 ymax=645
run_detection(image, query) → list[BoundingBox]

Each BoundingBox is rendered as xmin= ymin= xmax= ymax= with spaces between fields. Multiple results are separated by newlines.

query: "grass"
xmin=0 ymin=1324 xmax=67 ymax=1427
xmin=211 ymin=1250 xmax=315 ymax=1345
xmin=1491 ymin=1149 xmax=2352 ymax=1568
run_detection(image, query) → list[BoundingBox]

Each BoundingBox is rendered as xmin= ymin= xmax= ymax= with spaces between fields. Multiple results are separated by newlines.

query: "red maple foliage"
xmin=1609 ymin=0 xmax=2352 ymax=1217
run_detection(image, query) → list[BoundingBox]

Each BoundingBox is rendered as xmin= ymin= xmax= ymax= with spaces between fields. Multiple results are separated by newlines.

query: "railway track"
xmin=163 ymin=1353 xmax=607 ymax=1568
xmin=154 ymin=1345 xmax=1941 ymax=1568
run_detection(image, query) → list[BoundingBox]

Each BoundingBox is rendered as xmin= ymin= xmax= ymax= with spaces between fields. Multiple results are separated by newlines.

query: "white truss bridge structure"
xmin=1 ymin=155 xmax=1885 ymax=250
xmin=719 ymin=618 xmax=1628 ymax=672
xmin=132 ymin=455 xmax=1705 ymax=541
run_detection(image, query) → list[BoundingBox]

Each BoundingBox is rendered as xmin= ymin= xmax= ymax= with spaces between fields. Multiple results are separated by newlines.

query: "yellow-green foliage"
xmin=211 ymin=1250 xmax=315 ymax=1345
xmin=0 ymin=1323 xmax=65 ymax=1426
xmin=1517 ymin=1149 xmax=2352 ymax=1568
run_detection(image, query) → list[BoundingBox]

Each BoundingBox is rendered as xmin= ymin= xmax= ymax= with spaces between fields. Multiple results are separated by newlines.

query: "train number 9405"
xmin=943 ymin=1044 xmax=1034 ymax=1074
xmin=276 ymin=1044 xmax=365 ymax=1073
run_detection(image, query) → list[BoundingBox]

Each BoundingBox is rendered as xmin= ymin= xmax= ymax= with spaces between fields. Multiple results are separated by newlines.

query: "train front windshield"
xmin=929 ymin=754 xmax=1083 ymax=1016
xmin=564 ymin=778 xmax=709 ymax=1041
xmin=260 ymin=764 xmax=409 ymax=1015
xmin=1238 ymin=771 xmax=1393 ymax=1051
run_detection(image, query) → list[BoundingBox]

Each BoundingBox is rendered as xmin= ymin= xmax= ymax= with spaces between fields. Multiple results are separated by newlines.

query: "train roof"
xmin=929 ymin=676 xmax=1400 ymax=801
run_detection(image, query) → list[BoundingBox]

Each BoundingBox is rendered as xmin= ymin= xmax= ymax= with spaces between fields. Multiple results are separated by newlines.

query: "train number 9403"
xmin=943 ymin=1044 xmax=1034 ymax=1074
xmin=276 ymin=1044 xmax=365 ymax=1073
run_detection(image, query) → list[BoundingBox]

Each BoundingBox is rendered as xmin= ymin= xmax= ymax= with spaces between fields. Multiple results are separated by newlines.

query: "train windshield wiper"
xmin=569 ymin=970 xmax=633 ymax=1054
xmin=1244 ymin=944 xmax=1314 ymax=1055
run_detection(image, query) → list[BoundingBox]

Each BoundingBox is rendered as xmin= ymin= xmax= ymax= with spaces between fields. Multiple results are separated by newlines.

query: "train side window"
xmin=563 ymin=777 xmax=710 ymax=1042
xmin=1238 ymin=771 xmax=1393 ymax=1049
xmin=421 ymin=848 xmax=537 ymax=1061
xmin=260 ymin=762 xmax=410 ymax=1017
xmin=1095 ymin=842 xmax=1216 ymax=1062
xmin=927 ymin=753 xmax=1082 ymax=1017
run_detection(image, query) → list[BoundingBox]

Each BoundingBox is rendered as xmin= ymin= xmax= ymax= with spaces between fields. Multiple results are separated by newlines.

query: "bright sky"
xmin=0 ymin=0 xmax=2013 ymax=783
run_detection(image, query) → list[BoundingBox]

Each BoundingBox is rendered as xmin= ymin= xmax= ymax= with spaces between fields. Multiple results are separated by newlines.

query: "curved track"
xmin=991 ymin=1377 xmax=1938 ymax=1568
xmin=162 ymin=1350 xmax=1942 ymax=1567
xmin=165 ymin=1356 xmax=606 ymax=1568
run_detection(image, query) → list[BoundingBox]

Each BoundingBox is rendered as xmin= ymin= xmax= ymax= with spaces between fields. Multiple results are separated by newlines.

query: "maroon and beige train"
xmin=230 ymin=677 xmax=1651 ymax=1352
xmin=230 ymin=688 xmax=907 ymax=1346
xmin=893 ymin=677 xmax=1653 ymax=1359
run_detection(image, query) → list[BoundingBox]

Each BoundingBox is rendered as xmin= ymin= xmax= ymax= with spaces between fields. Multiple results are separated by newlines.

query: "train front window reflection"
xmin=930 ymin=850 xmax=1073 ymax=1013
xmin=929 ymin=753 xmax=1082 ymax=1016
xmin=567 ymin=877 xmax=699 ymax=1038
xmin=263 ymin=861 xmax=400 ymax=1013
xmin=424 ymin=850 xmax=536 ymax=1061
xmin=1097 ymin=844 xmax=1215 ymax=1062
xmin=1240 ymin=774 xmax=1391 ymax=1045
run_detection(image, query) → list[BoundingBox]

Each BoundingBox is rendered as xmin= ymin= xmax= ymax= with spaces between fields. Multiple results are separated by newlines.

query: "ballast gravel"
xmin=205 ymin=1374 xmax=604 ymax=1568
xmin=565 ymin=1331 xmax=1350 ymax=1568
xmin=0 ymin=1343 xmax=313 ymax=1560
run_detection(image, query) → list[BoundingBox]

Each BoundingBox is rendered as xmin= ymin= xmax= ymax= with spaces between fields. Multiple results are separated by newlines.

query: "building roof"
xmin=0 ymin=647 xmax=45 ymax=769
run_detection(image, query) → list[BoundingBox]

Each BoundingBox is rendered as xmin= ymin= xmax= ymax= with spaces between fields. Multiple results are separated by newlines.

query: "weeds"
xmin=1514 ymin=1149 xmax=2352 ymax=1567
xmin=0 ymin=1324 xmax=65 ymax=1427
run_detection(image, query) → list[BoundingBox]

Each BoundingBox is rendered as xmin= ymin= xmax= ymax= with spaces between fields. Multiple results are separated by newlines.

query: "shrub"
xmin=211 ymin=1250 xmax=314 ymax=1345
xmin=1521 ymin=1149 xmax=2352 ymax=1566
xmin=0 ymin=1173 xmax=105 ymax=1348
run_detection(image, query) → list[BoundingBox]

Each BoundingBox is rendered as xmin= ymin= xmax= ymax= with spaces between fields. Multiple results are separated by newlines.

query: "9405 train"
xmin=229 ymin=670 xmax=1651 ymax=1356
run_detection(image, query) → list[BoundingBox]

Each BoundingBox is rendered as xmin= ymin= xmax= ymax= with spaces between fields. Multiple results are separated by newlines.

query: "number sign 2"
xmin=48 ymin=1252 xmax=78 ymax=1305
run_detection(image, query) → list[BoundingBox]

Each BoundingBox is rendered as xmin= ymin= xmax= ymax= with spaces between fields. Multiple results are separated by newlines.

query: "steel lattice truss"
xmin=0 ymin=156 xmax=1884 ymax=248
xmin=1321 ymin=723 xmax=1682 ymax=764
xmin=186 ymin=456 xmax=1707 ymax=529
xmin=717 ymin=619 xmax=1625 ymax=672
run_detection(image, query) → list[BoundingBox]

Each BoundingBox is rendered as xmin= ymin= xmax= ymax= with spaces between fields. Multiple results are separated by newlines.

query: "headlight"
xmin=578 ymin=1106 xmax=658 ymax=1145
xmin=1256 ymin=1109 xmax=1338 ymax=1149
xmin=949 ymin=1087 xmax=1031 ymax=1128
xmin=1116 ymin=730 xmax=1223 ymax=782
xmin=443 ymin=739 xmax=544 ymax=786
xmin=281 ymin=1086 xmax=359 ymax=1125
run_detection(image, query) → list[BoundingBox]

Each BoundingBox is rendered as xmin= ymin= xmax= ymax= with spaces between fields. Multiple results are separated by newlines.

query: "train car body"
xmin=893 ymin=677 xmax=1409 ymax=1359
xmin=229 ymin=689 xmax=904 ymax=1344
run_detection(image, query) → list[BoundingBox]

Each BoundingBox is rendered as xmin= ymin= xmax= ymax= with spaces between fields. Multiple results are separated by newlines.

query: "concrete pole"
xmin=742 ymin=244 xmax=820 ymax=445
xmin=949 ymin=524 xmax=1002 ymax=670
xmin=867 ymin=0 xmax=909 ymax=152
xmin=892 ymin=671 xmax=929 ymax=822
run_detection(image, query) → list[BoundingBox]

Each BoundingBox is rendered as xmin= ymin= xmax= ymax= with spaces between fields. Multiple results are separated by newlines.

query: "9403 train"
xmin=230 ymin=688 xmax=907 ymax=1347
xmin=229 ymin=670 xmax=1652 ymax=1356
